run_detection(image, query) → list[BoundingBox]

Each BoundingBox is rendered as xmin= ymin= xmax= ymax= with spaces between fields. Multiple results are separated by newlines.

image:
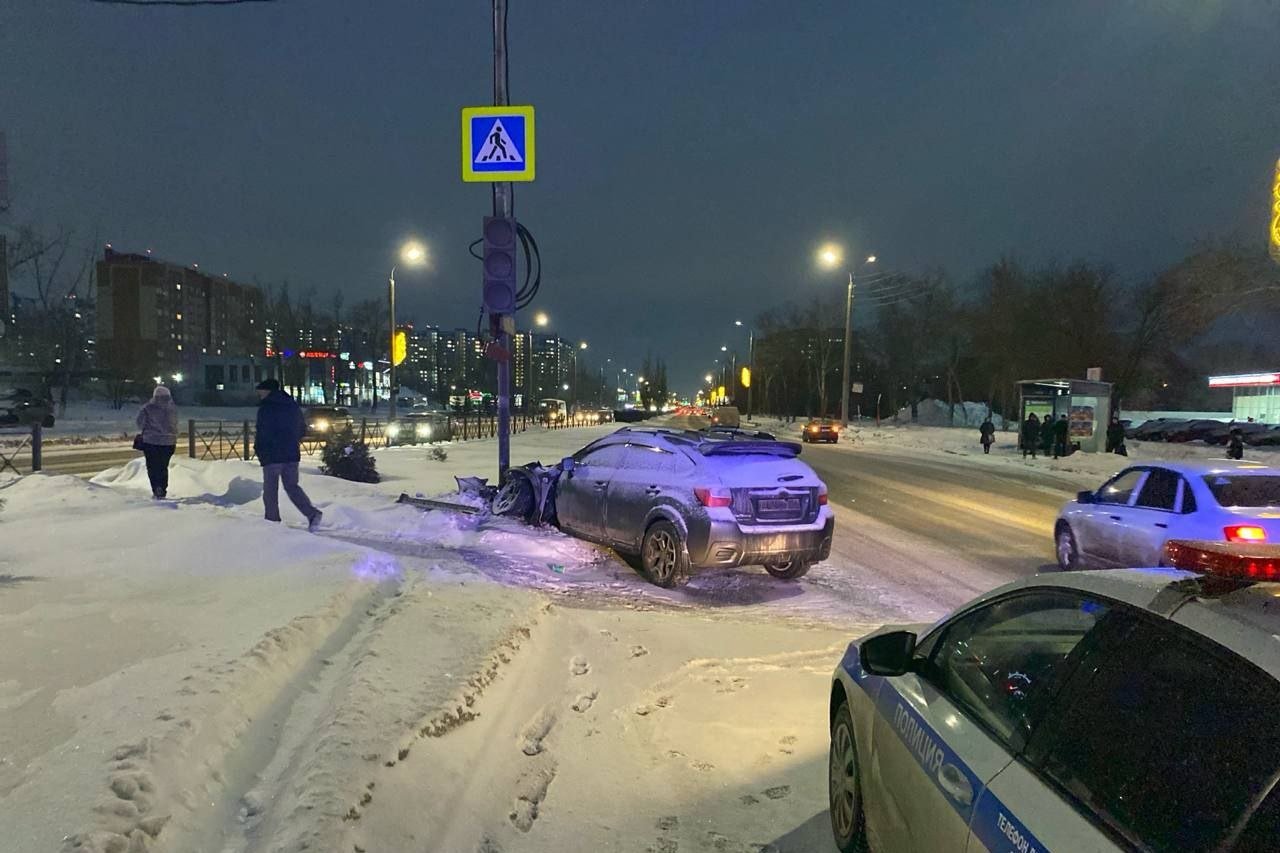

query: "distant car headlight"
xmin=415 ymin=423 xmax=432 ymax=438
xmin=314 ymin=419 xmax=329 ymax=432
xmin=387 ymin=423 xmax=401 ymax=438
xmin=809 ymin=426 xmax=819 ymax=432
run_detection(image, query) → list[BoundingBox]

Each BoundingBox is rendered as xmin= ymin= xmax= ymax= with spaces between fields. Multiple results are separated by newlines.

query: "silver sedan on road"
xmin=1054 ymin=459 xmax=1280 ymax=569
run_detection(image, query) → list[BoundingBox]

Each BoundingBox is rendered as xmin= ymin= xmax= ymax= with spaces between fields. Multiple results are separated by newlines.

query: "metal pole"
xmin=841 ymin=270 xmax=854 ymax=426
xmin=30 ymin=423 xmax=42 ymax=472
xmin=746 ymin=329 xmax=754 ymax=422
xmin=388 ymin=268 xmax=398 ymax=422
xmin=493 ymin=0 xmax=513 ymax=479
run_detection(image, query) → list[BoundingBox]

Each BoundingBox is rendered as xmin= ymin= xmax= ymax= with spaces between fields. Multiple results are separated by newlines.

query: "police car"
xmin=828 ymin=540 xmax=1280 ymax=852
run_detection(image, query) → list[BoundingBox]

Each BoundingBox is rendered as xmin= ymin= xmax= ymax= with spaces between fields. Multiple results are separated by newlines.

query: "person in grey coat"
xmin=136 ymin=385 xmax=178 ymax=498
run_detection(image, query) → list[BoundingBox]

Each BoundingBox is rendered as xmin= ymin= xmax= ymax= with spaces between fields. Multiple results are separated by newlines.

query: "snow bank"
xmin=893 ymin=398 xmax=1002 ymax=428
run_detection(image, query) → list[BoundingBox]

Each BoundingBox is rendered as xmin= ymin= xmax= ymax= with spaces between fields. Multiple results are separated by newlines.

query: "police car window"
xmin=1134 ymin=468 xmax=1179 ymax=511
xmin=925 ymin=592 xmax=1108 ymax=746
xmin=576 ymin=444 xmax=626 ymax=467
xmin=1029 ymin=620 xmax=1280 ymax=851
xmin=1236 ymin=785 xmax=1280 ymax=853
xmin=1097 ymin=469 xmax=1144 ymax=505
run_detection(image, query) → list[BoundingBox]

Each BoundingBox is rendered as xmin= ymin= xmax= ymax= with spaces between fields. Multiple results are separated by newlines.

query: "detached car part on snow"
xmin=489 ymin=426 xmax=834 ymax=588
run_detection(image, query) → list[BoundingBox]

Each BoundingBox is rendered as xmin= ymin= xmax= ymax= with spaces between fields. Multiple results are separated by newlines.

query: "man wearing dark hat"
xmin=254 ymin=378 xmax=322 ymax=530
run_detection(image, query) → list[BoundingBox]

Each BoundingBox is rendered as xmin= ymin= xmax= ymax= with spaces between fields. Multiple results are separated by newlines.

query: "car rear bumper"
xmin=687 ymin=513 xmax=835 ymax=568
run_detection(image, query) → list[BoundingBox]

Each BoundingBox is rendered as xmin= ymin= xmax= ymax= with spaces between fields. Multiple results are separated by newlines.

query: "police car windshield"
xmin=1203 ymin=475 xmax=1280 ymax=508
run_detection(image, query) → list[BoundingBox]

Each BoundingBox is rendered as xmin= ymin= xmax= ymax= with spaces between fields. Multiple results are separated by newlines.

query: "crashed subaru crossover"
xmin=494 ymin=426 xmax=834 ymax=587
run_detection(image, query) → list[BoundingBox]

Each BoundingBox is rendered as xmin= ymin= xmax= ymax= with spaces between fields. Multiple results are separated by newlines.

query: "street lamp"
xmin=388 ymin=239 xmax=427 ymax=421
xmin=534 ymin=311 xmax=549 ymax=327
xmin=817 ymin=243 xmax=876 ymax=427
xmin=732 ymin=319 xmax=755 ymax=421
xmin=571 ymin=341 xmax=589 ymax=409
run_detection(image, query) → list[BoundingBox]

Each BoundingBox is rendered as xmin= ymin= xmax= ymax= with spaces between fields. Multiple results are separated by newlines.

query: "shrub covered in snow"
xmin=428 ymin=446 xmax=448 ymax=462
xmin=320 ymin=427 xmax=381 ymax=483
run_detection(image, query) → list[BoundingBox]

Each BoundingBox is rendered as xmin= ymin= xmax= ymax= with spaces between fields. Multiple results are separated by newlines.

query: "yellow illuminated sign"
xmin=392 ymin=330 xmax=407 ymax=366
xmin=1271 ymin=157 xmax=1280 ymax=265
xmin=716 ymin=385 xmax=726 ymax=401
xmin=740 ymin=366 xmax=751 ymax=388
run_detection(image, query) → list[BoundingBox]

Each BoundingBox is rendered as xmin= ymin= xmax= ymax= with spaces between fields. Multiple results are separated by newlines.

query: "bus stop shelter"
xmin=1017 ymin=378 xmax=1114 ymax=453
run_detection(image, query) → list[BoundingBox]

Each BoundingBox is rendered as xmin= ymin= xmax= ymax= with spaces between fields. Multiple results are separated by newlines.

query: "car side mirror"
xmin=1076 ymin=490 xmax=1097 ymax=505
xmin=561 ymin=456 xmax=575 ymax=473
xmin=859 ymin=630 xmax=918 ymax=677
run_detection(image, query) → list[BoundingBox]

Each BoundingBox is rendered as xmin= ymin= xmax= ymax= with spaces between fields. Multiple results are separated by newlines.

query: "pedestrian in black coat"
xmin=979 ymin=417 xmax=996 ymax=454
xmin=1052 ymin=414 xmax=1070 ymax=459
xmin=1021 ymin=413 xmax=1040 ymax=458
xmin=1039 ymin=415 xmax=1056 ymax=456
xmin=1227 ymin=428 xmax=1245 ymax=460
xmin=1106 ymin=417 xmax=1128 ymax=456
xmin=254 ymin=379 xmax=323 ymax=530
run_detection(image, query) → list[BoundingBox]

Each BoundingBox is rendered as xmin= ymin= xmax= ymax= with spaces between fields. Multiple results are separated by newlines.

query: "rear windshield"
xmin=1203 ymin=475 xmax=1280 ymax=508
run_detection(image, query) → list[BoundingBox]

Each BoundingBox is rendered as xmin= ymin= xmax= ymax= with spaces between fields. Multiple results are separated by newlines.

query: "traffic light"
xmin=482 ymin=216 xmax=518 ymax=314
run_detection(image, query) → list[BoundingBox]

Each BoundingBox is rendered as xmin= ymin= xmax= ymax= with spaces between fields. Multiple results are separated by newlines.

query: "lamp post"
xmin=818 ymin=244 xmax=876 ymax=427
xmin=388 ymin=240 xmax=427 ymax=421
xmin=734 ymin=319 xmax=755 ymax=421
xmin=571 ymin=341 xmax=588 ymax=410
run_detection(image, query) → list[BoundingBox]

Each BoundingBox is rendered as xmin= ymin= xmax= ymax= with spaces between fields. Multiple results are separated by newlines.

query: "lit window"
xmin=176 ymin=313 xmax=182 ymax=320
xmin=177 ymin=344 xmax=183 ymax=351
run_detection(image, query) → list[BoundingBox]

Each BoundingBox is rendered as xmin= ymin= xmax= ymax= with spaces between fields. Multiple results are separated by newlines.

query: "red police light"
xmin=1163 ymin=540 xmax=1280 ymax=581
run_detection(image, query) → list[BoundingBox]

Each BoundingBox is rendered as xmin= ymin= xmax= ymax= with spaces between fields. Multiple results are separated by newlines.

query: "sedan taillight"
xmin=818 ymin=485 xmax=829 ymax=506
xmin=1225 ymin=525 xmax=1267 ymax=543
xmin=694 ymin=487 xmax=732 ymax=508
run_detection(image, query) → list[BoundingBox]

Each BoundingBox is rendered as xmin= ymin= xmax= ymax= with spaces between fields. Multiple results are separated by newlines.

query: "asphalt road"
xmin=801 ymin=440 xmax=1074 ymax=577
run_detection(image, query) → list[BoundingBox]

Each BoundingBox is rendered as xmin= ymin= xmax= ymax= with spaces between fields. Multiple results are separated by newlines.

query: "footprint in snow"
xmin=570 ymin=655 xmax=590 ymax=676
xmin=571 ymin=691 xmax=598 ymax=713
xmin=763 ymin=785 xmax=790 ymax=800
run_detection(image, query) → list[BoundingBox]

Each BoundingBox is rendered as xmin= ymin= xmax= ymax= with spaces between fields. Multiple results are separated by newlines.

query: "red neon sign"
xmin=298 ymin=350 xmax=337 ymax=359
xmin=1208 ymin=373 xmax=1280 ymax=388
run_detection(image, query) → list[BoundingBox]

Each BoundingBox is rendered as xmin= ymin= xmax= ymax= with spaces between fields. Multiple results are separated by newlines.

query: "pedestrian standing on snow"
xmin=136 ymin=385 xmax=178 ymax=499
xmin=1227 ymin=427 xmax=1246 ymax=460
xmin=1039 ymin=414 xmax=1056 ymax=457
xmin=1053 ymin=414 xmax=1071 ymax=459
xmin=1021 ymin=413 xmax=1040 ymax=458
xmin=1106 ymin=416 xmax=1128 ymax=456
xmin=979 ymin=417 xmax=996 ymax=454
xmin=254 ymin=379 xmax=323 ymax=530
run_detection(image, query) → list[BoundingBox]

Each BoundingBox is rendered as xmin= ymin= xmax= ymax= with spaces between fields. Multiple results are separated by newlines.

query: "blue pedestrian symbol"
xmin=461 ymin=106 xmax=536 ymax=182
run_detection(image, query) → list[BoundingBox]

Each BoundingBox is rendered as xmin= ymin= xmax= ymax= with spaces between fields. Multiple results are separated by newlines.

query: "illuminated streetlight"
xmin=388 ymin=238 xmax=428 ymax=421
xmin=579 ymin=341 xmax=588 ymax=350
xmin=734 ymin=320 xmax=743 ymax=327
xmin=704 ymin=374 xmax=713 ymax=383
xmin=720 ymin=345 xmax=728 ymax=352
xmin=818 ymin=243 xmax=843 ymax=269
xmin=534 ymin=311 xmax=550 ymax=327
xmin=171 ymin=373 xmax=183 ymax=383
xmin=816 ymin=242 xmax=877 ymax=427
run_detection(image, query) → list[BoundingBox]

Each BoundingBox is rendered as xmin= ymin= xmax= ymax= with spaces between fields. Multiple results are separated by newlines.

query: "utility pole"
xmin=493 ymin=0 xmax=513 ymax=477
xmin=387 ymin=268 xmax=397 ymax=421
xmin=840 ymin=271 xmax=854 ymax=427
xmin=746 ymin=329 xmax=754 ymax=422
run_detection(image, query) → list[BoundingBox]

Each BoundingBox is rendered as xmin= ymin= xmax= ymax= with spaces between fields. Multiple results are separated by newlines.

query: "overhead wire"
xmin=88 ymin=0 xmax=277 ymax=6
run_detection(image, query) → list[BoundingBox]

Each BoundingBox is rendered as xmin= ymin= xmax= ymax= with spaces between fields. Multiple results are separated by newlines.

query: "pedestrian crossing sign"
xmin=461 ymin=105 xmax=535 ymax=182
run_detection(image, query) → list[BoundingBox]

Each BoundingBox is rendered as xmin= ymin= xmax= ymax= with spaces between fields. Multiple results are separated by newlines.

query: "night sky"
xmin=3 ymin=1 xmax=1278 ymax=392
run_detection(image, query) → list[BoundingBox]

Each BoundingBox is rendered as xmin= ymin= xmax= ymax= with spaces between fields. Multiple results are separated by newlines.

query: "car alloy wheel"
xmin=492 ymin=477 xmax=535 ymax=522
xmin=1056 ymin=525 xmax=1080 ymax=571
xmin=829 ymin=701 xmax=868 ymax=852
xmin=763 ymin=558 xmax=812 ymax=580
xmin=641 ymin=520 xmax=686 ymax=588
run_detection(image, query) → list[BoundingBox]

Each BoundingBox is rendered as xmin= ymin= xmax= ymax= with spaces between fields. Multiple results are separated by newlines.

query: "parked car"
xmin=394 ymin=410 xmax=450 ymax=443
xmin=1203 ymin=421 xmax=1271 ymax=445
xmin=803 ymin=418 xmax=840 ymax=443
xmin=302 ymin=405 xmax=353 ymax=436
xmin=1163 ymin=418 xmax=1227 ymax=443
xmin=1126 ymin=418 xmax=1187 ymax=441
xmin=0 ymin=388 xmax=55 ymax=428
xmin=1248 ymin=425 xmax=1280 ymax=447
xmin=828 ymin=539 xmax=1280 ymax=853
xmin=492 ymin=426 xmax=834 ymax=587
xmin=1054 ymin=460 xmax=1280 ymax=570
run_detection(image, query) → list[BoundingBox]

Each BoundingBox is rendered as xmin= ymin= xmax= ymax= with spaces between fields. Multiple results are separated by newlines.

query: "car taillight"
xmin=694 ymin=487 xmax=732 ymax=508
xmin=1225 ymin=525 xmax=1267 ymax=543
xmin=818 ymin=486 xmax=829 ymax=506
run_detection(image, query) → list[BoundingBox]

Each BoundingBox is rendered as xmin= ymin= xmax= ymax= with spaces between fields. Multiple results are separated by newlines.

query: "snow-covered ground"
xmin=2 ymin=424 xmax=891 ymax=853
xmin=6 ymin=401 xmax=263 ymax=445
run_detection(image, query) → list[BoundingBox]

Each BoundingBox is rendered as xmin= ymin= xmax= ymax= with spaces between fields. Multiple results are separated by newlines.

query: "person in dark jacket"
xmin=1227 ymin=427 xmax=1245 ymax=460
xmin=979 ymin=417 xmax=996 ymax=454
xmin=1106 ymin=416 xmax=1128 ymax=456
xmin=254 ymin=379 xmax=323 ymax=530
xmin=1039 ymin=414 xmax=1056 ymax=457
xmin=1021 ymin=413 xmax=1040 ymax=458
xmin=1052 ymin=414 xmax=1071 ymax=459
xmin=136 ymin=385 xmax=178 ymax=498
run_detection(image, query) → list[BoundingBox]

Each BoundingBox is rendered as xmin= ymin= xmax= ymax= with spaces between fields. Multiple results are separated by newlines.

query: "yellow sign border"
xmin=461 ymin=105 xmax=536 ymax=183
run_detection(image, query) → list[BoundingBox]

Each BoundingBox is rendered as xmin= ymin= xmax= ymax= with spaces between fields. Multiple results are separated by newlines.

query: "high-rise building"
xmin=530 ymin=332 xmax=573 ymax=400
xmin=405 ymin=324 xmax=439 ymax=400
xmin=96 ymin=248 xmax=261 ymax=390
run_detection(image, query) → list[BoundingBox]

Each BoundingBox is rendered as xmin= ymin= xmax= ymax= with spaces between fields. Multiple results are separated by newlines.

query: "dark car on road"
xmin=302 ymin=405 xmax=353 ymax=437
xmin=0 ymin=388 xmax=55 ymax=428
xmin=1126 ymin=418 xmax=1187 ymax=441
xmin=803 ymin=418 xmax=840 ymax=443
xmin=495 ymin=426 xmax=834 ymax=587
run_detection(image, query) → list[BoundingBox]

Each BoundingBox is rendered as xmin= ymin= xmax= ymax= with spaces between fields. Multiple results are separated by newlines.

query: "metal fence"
xmin=0 ymin=425 xmax=42 ymax=474
xmin=186 ymin=412 xmax=613 ymax=462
